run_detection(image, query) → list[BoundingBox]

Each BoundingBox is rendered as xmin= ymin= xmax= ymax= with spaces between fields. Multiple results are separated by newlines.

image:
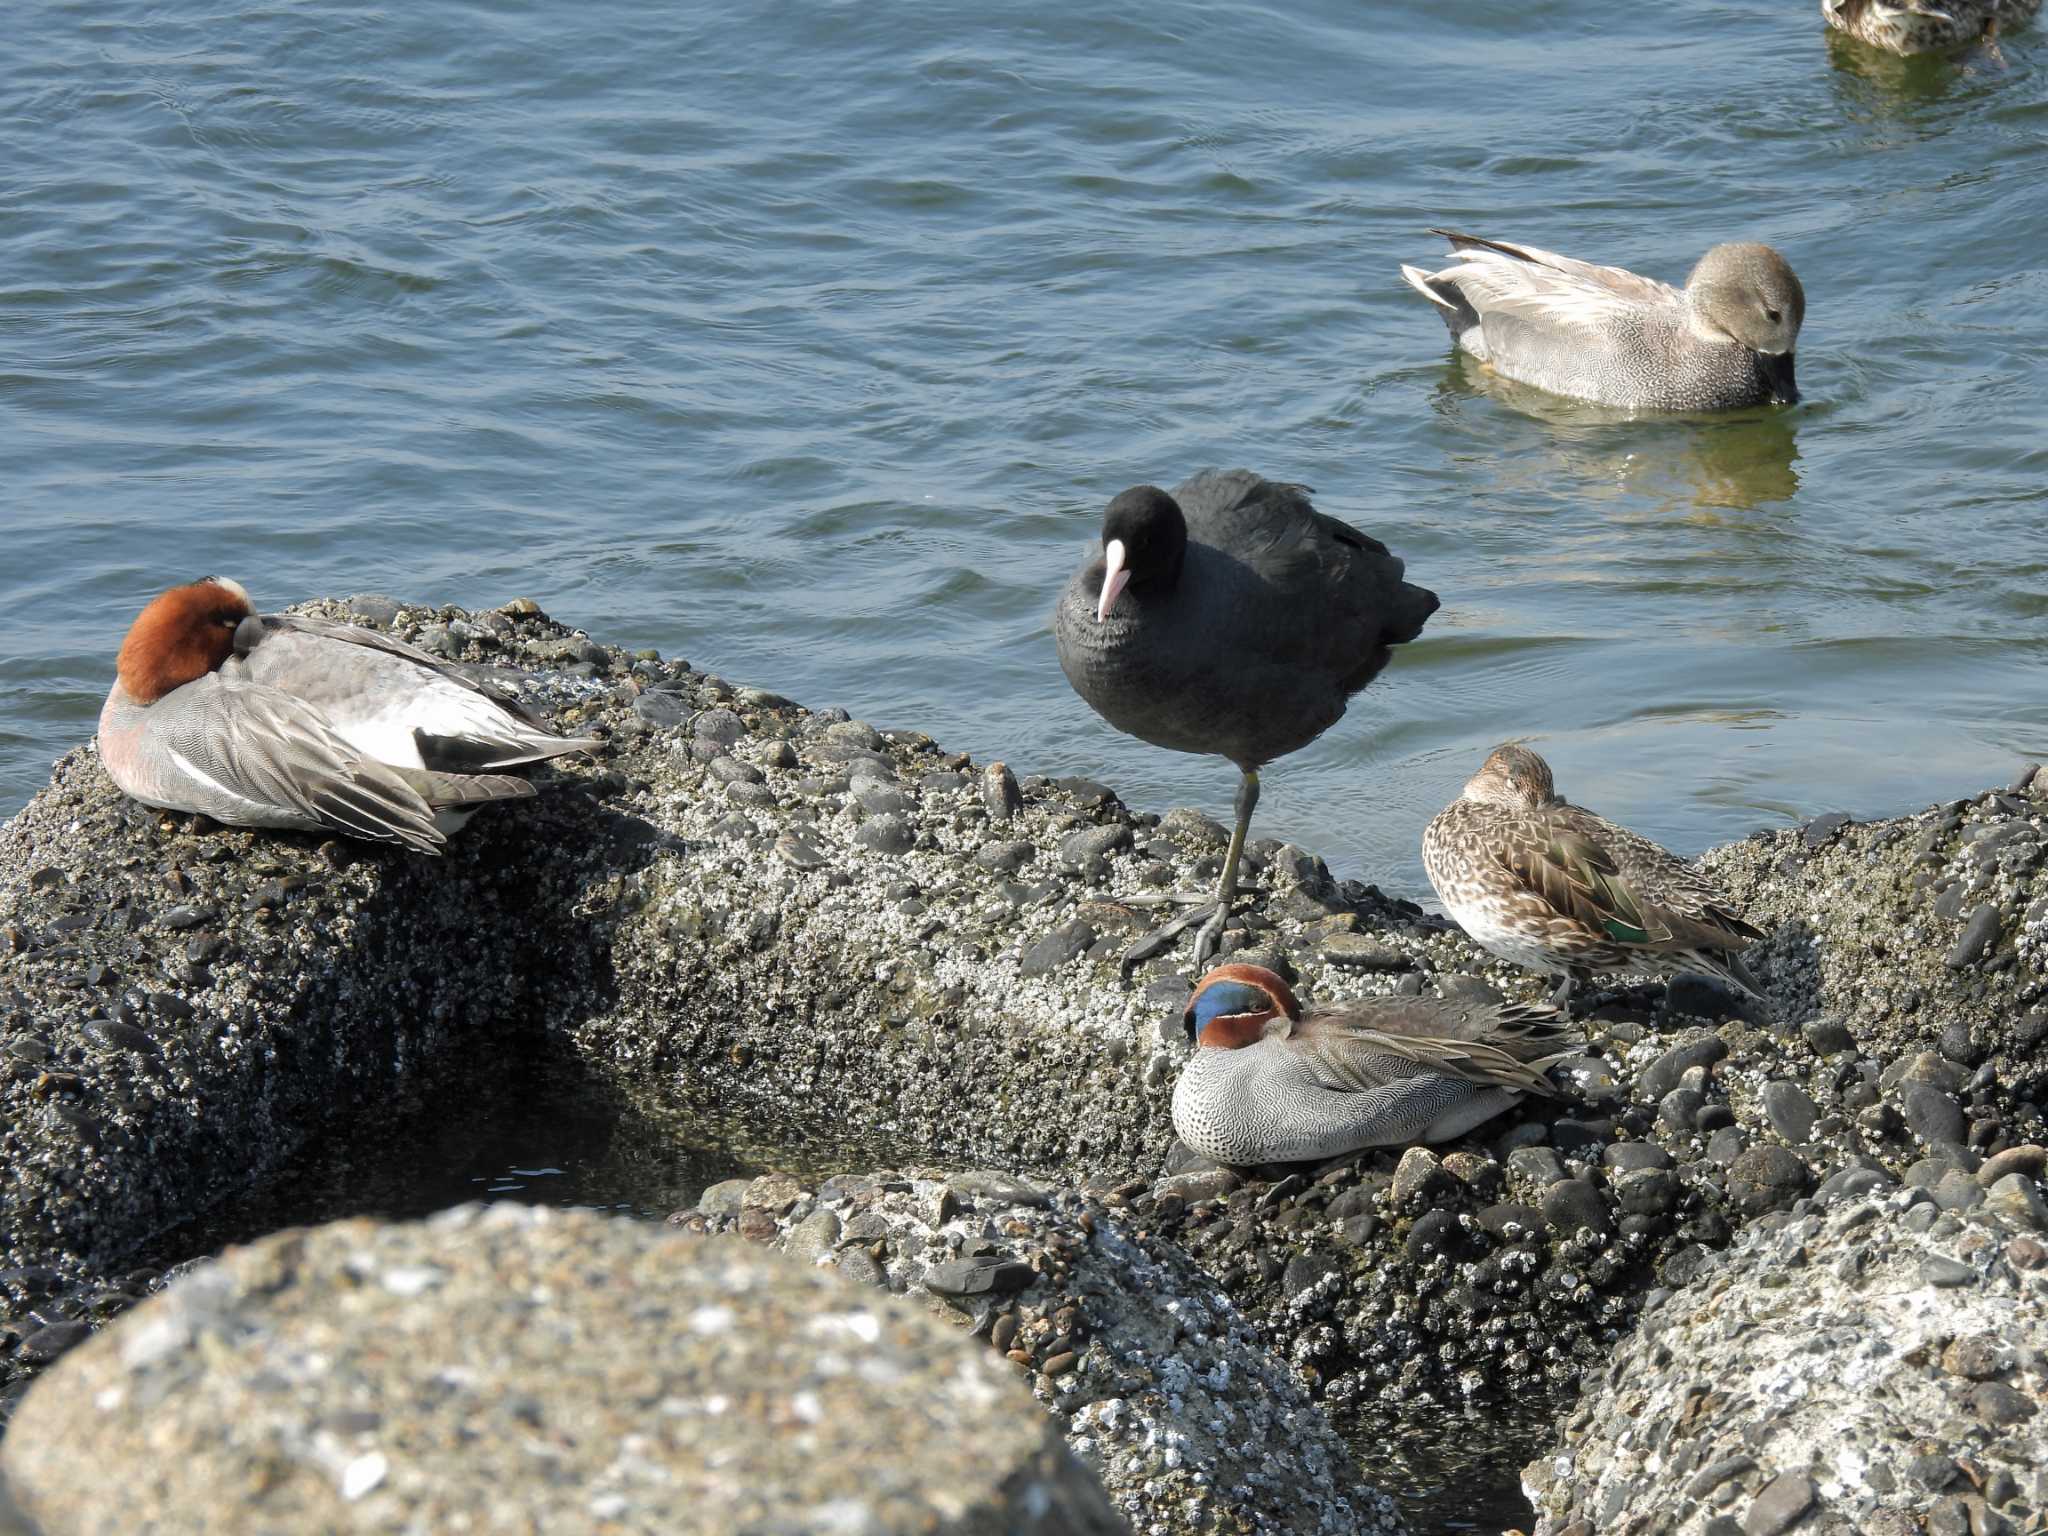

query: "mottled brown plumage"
xmin=1422 ymin=744 xmax=1763 ymax=1012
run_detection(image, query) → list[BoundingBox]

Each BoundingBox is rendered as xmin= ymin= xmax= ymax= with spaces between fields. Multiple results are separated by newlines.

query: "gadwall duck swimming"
xmin=1172 ymin=963 xmax=1575 ymax=1163
xmin=1053 ymin=470 xmax=1438 ymax=967
xmin=1401 ymin=231 xmax=1804 ymax=411
xmin=98 ymin=578 xmax=599 ymax=851
xmin=1422 ymin=744 xmax=1764 ymax=1015
xmin=1823 ymin=0 xmax=2038 ymax=51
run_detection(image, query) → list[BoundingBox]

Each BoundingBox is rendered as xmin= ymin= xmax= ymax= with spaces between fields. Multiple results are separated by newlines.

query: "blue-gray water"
xmin=5 ymin=2 xmax=2047 ymax=895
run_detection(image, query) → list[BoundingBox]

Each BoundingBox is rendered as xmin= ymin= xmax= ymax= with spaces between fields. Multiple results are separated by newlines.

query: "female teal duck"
xmin=1422 ymin=744 xmax=1764 ymax=1015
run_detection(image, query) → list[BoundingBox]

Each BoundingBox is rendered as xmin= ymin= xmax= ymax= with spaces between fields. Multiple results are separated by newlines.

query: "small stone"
xmin=855 ymin=814 xmax=916 ymax=856
xmin=921 ymin=1258 xmax=1036 ymax=1299
xmin=632 ymin=691 xmax=687 ymax=729
xmin=1945 ymin=904 xmax=2004 ymax=968
xmin=1760 ymin=1081 xmax=1817 ymax=1144
xmin=16 ymin=1321 xmax=92 ymax=1365
xmin=1963 ymin=1381 xmax=2035 ymax=1427
xmin=1976 ymin=1145 xmax=2047 ymax=1186
xmin=1540 ymin=1179 xmax=1612 ymax=1237
xmin=1902 ymin=1083 xmax=1968 ymax=1147
xmin=1920 ymin=1255 xmax=1978 ymax=1288
xmin=1019 ymin=921 xmax=1096 ymax=978
xmin=1930 ymin=1169 xmax=1983 ymax=1212
xmin=1941 ymin=1334 xmax=2008 ymax=1381
xmin=974 ymin=841 xmax=1036 ymax=874
xmin=1802 ymin=812 xmax=1851 ymax=848
xmin=156 ymin=904 xmax=217 ymax=932
xmin=1642 ymin=1036 xmax=1729 ymax=1100
xmin=855 ymin=784 xmax=914 ymax=816
xmin=1406 ymin=1209 xmax=1479 ymax=1263
xmin=1391 ymin=1147 xmax=1456 ymax=1209
xmin=1441 ymin=1151 xmax=1504 ymax=1201
xmin=1660 ymin=1088 xmax=1705 ymax=1132
xmin=702 ymin=754 xmax=762 ymax=787
xmin=822 ymin=720 xmax=887 ymax=752
xmin=1059 ymin=824 xmax=1131 ymax=869
xmin=1801 ymin=1018 xmax=1854 ymax=1056
xmin=981 ymin=763 xmax=1023 ymax=822
xmin=1158 ymin=808 xmax=1228 ymax=848
xmin=1743 ymin=1472 xmax=1814 ymax=1536
xmin=774 ymin=834 xmax=829 ymax=872
xmin=1726 ymin=1145 xmax=1809 ymax=1216
xmin=1505 ymin=1147 xmax=1568 ymax=1189
xmin=1320 ymin=934 xmax=1409 ymax=969
xmin=697 ymin=1179 xmax=752 ymax=1219
xmin=1986 ymin=1174 xmax=2048 ymax=1230
xmin=692 ymin=708 xmax=745 ymax=746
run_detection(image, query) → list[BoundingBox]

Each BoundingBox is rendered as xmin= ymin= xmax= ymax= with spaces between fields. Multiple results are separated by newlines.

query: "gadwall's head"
xmin=115 ymin=577 xmax=256 ymax=703
xmin=1093 ymin=484 xmax=1188 ymax=621
xmin=1684 ymin=243 xmax=1805 ymax=358
xmin=1461 ymin=742 xmax=1560 ymax=811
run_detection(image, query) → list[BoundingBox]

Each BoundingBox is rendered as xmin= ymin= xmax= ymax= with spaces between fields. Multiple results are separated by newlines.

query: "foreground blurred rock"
xmin=2 ymin=594 xmax=2045 ymax=1446
xmin=679 ymin=1167 xmax=1403 ymax=1536
xmin=1 ymin=1205 xmax=1128 ymax=1535
xmin=1525 ymin=1179 xmax=2048 ymax=1535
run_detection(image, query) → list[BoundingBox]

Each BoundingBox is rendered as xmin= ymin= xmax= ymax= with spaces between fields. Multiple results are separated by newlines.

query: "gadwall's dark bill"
xmin=1422 ymin=744 xmax=1766 ymax=1016
xmin=98 ymin=578 xmax=600 ymax=851
xmin=1053 ymin=470 xmax=1438 ymax=968
xmin=1401 ymin=231 xmax=1804 ymax=412
xmin=1172 ymin=963 xmax=1576 ymax=1163
xmin=1823 ymin=0 xmax=2038 ymax=52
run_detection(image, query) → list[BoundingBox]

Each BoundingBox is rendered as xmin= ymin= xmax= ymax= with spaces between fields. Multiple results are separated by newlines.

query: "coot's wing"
xmin=1172 ymin=468 xmax=1437 ymax=684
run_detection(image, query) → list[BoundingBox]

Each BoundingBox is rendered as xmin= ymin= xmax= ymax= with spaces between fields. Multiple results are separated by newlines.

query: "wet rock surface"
xmin=2 ymin=1204 xmax=1126 ymax=1535
xmin=1524 ymin=1185 xmax=2048 ymax=1535
xmin=674 ymin=1167 xmax=1402 ymax=1536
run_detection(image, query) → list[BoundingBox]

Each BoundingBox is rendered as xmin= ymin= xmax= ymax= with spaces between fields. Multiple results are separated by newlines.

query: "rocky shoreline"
xmin=3 ymin=594 xmax=2046 ymax=1531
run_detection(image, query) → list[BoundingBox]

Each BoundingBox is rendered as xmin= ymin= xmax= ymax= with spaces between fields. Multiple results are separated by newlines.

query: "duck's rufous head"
xmin=1182 ymin=962 xmax=1301 ymax=1048
xmin=116 ymin=577 xmax=255 ymax=703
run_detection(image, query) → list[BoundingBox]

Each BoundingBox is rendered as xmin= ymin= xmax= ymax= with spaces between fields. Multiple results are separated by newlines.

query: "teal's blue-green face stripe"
xmin=1190 ymin=980 xmax=1270 ymax=1032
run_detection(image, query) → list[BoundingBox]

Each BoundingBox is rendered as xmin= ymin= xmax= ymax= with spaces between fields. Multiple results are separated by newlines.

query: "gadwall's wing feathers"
xmin=1430 ymin=230 xmax=1681 ymax=309
xmin=1291 ymin=998 xmax=1575 ymax=1097
xmin=152 ymin=675 xmax=449 ymax=853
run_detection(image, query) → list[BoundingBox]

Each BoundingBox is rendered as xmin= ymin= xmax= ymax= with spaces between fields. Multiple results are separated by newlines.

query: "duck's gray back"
xmin=1054 ymin=469 xmax=1437 ymax=769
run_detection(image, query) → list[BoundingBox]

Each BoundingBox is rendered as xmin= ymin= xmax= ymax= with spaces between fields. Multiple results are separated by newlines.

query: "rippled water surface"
xmin=7 ymin=1 xmax=2048 ymax=894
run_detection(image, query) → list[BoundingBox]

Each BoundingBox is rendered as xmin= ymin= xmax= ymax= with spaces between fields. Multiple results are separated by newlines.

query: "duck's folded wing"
xmin=240 ymin=615 xmax=601 ymax=768
xmin=247 ymin=614 xmax=565 ymax=729
xmin=1432 ymin=230 xmax=1681 ymax=308
xmin=1594 ymin=818 xmax=1765 ymax=941
xmin=159 ymin=679 xmax=446 ymax=852
xmin=1294 ymin=1008 xmax=1571 ymax=1097
xmin=1504 ymin=814 xmax=1760 ymax=955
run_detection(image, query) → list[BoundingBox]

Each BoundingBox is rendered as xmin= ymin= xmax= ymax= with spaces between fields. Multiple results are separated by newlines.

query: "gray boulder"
xmin=1526 ymin=1187 xmax=2048 ymax=1534
xmin=1 ymin=1204 xmax=1127 ymax=1535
